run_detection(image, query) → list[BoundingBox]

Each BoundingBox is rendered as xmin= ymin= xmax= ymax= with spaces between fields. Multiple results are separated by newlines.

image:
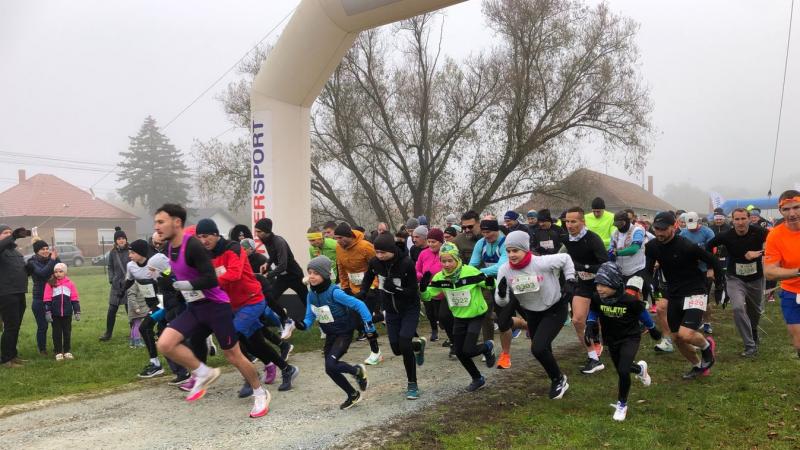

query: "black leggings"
xmin=51 ymin=316 xmax=72 ymax=354
xmin=609 ymin=337 xmax=642 ymax=403
xmin=424 ymin=299 xmax=440 ymax=334
xmin=272 ymin=274 xmax=309 ymax=307
xmin=140 ymin=315 xmax=159 ymax=359
xmin=437 ymin=297 xmax=454 ymax=341
xmin=240 ymin=332 xmax=288 ymax=371
xmin=497 ymin=293 xmax=526 ymax=333
xmin=105 ymin=302 xmax=128 ymax=336
xmin=386 ymin=307 xmax=421 ymax=383
xmin=452 ymin=314 xmax=488 ymax=380
xmin=523 ymin=300 xmax=568 ymax=381
xmin=324 ymin=333 xmax=358 ymax=396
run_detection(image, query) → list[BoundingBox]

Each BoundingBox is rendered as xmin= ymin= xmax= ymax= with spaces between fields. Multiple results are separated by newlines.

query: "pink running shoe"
xmin=250 ymin=390 xmax=272 ymax=418
xmin=186 ymin=367 xmax=221 ymax=402
xmin=262 ymin=363 xmax=277 ymax=385
xmin=179 ymin=376 xmax=196 ymax=392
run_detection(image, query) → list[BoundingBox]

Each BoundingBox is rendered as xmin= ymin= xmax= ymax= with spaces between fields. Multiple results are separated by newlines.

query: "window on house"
xmin=53 ymin=228 xmax=76 ymax=246
xmin=97 ymin=228 xmax=116 ymax=246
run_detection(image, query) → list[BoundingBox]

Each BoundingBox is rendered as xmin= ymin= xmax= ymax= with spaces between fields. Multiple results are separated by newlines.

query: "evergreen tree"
xmin=117 ymin=116 xmax=190 ymax=212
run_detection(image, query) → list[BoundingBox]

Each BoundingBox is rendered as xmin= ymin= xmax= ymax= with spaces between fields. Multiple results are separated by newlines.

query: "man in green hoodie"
xmin=308 ymin=227 xmax=338 ymax=281
xmin=585 ymin=197 xmax=616 ymax=248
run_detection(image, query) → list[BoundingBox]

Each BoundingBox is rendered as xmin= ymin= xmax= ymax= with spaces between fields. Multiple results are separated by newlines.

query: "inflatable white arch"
xmin=250 ymin=0 xmax=464 ymax=264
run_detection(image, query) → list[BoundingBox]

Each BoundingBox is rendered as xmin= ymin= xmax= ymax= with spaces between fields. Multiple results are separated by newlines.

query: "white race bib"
xmin=137 ymin=283 xmax=156 ymax=298
xmin=348 ymin=272 xmax=365 ymax=285
xmin=445 ymin=289 xmax=471 ymax=308
xmin=735 ymin=262 xmax=757 ymax=277
xmin=683 ymin=294 xmax=707 ymax=311
xmin=512 ymin=275 xmax=540 ymax=294
xmin=540 ymin=240 xmax=554 ymax=250
xmin=183 ymin=290 xmax=205 ymax=303
xmin=377 ymin=275 xmax=401 ymax=293
xmin=577 ymin=271 xmax=595 ymax=281
xmin=312 ymin=304 xmax=335 ymax=323
xmin=215 ymin=266 xmax=227 ymax=277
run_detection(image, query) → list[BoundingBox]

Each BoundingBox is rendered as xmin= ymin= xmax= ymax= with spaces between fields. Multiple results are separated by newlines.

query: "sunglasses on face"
xmin=462 ymin=225 xmax=474 ymax=230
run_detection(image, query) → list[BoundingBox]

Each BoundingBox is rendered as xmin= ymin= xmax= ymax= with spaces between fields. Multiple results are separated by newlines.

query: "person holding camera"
xmin=26 ymin=239 xmax=60 ymax=355
xmin=0 ymin=224 xmax=30 ymax=368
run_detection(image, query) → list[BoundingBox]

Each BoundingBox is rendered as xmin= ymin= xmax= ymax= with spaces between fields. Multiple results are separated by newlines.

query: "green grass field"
xmin=0 ymin=266 xmax=325 ymax=408
xmin=378 ymin=299 xmax=800 ymax=449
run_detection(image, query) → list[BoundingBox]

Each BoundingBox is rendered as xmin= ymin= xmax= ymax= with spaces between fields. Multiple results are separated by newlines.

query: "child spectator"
xmin=44 ymin=263 xmax=80 ymax=361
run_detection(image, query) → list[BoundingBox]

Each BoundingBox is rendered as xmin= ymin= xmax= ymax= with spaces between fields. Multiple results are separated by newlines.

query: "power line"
xmin=0 ymin=150 xmax=117 ymax=168
xmin=768 ymin=0 xmax=795 ymax=198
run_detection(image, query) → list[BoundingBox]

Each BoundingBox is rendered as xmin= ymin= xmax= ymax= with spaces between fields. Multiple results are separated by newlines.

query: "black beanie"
xmin=129 ymin=239 xmax=150 ymax=257
xmin=479 ymin=219 xmax=500 ymax=232
xmin=33 ymin=240 xmax=49 ymax=253
xmin=229 ymin=224 xmax=253 ymax=241
xmin=196 ymin=218 xmax=219 ymax=236
xmin=254 ymin=218 xmax=273 ymax=234
xmin=537 ymin=209 xmax=553 ymax=223
xmin=373 ymin=232 xmax=396 ymax=253
xmin=334 ymin=222 xmax=354 ymax=238
xmin=591 ymin=197 xmax=606 ymax=210
xmin=113 ymin=226 xmax=127 ymax=241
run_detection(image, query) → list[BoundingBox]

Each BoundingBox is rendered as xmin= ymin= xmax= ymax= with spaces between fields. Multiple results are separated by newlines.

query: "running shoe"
xmin=320 ymin=329 xmax=326 ymax=339
xmin=701 ymin=336 xmax=716 ymax=370
xmin=340 ymin=391 xmax=362 ymax=410
xmin=55 ymin=353 xmax=64 ymax=361
xmin=355 ymin=364 xmax=369 ymax=391
xmin=263 ymin=363 xmax=277 ymax=385
xmin=406 ymin=382 xmax=419 ymax=400
xmin=612 ymin=401 xmax=628 ymax=421
xmin=448 ymin=347 xmax=456 ymax=359
xmin=496 ymin=352 xmax=511 ymax=370
xmin=549 ymin=375 xmax=569 ymax=399
xmin=636 ymin=360 xmax=651 ymax=386
xmin=279 ymin=342 xmax=294 ymax=362
xmin=483 ymin=340 xmax=496 ymax=368
xmin=356 ymin=332 xmax=368 ymax=342
xmin=138 ymin=363 xmax=164 ymax=378
xmin=740 ymin=349 xmax=758 ymax=358
xmin=493 ymin=323 xmax=499 ymax=332
xmin=280 ymin=319 xmax=296 ymax=341
xmin=648 ymin=304 xmax=657 ymax=314
xmin=415 ymin=337 xmax=427 ymax=367
xmin=702 ymin=323 xmax=713 ymax=335
xmin=186 ymin=367 xmax=221 ymax=402
xmin=98 ymin=333 xmax=111 ymax=342
xmin=63 ymin=353 xmax=75 ymax=360
xmin=429 ymin=331 xmax=438 ymax=342
xmin=278 ymin=365 xmax=299 ymax=391
xmin=441 ymin=339 xmax=451 ymax=348
xmin=364 ymin=351 xmax=383 ymax=366
xmin=467 ymin=376 xmax=486 ymax=392
xmin=178 ymin=376 xmax=196 ymax=392
xmin=207 ymin=337 xmax=217 ymax=357
xmin=238 ymin=381 xmax=253 ymax=398
xmin=250 ymin=390 xmax=271 ymax=418
xmin=168 ymin=373 xmax=191 ymax=386
xmin=681 ymin=366 xmax=706 ymax=380
xmin=512 ymin=329 xmax=522 ymax=339
xmin=580 ymin=358 xmax=605 ymax=374
xmin=654 ymin=338 xmax=674 ymax=353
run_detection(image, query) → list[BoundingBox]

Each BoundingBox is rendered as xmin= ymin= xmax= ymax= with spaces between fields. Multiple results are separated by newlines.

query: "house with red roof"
xmin=0 ymin=170 xmax=138 ymax=258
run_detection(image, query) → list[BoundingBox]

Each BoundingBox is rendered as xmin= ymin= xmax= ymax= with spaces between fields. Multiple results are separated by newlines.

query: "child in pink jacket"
xmin=44 ymin=263 xmax=81 ymax=361
xmin=415 ymin=228 xmax=452 ymax=346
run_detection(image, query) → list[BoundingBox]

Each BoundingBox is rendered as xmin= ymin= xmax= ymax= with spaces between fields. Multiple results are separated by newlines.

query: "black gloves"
xmin=294 ymin=320 xmax=307 ymax=331
xmin=383 ymin=278 xmax=401 ymax=295
xmin=497 ymin=277 xmax=508 ymax=299
xmin=12 ymin=228 xmax=30 ymax=239
xmin=419 ymin=271 xmax=433 ymax=292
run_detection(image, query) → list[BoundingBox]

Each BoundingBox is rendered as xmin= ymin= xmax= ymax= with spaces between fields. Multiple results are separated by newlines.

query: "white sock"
xmin=253 ymin=386 xmax=266 ymax=397
xmin=700 ymin=339 xmax=710 ymax=350
xmin=588 ymin=350 xmax=598 ymax=360
xmin=194 ymin=363 xmax=210 ymax=378
xmin=150 ymin=358 xmax=161 ymax=366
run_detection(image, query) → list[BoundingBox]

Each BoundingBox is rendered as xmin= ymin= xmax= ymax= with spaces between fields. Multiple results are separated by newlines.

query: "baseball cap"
xmin=652 ymin=211 xmax=676 ymax=229
xmin=685 ymin=212 xmax=700 ymax=230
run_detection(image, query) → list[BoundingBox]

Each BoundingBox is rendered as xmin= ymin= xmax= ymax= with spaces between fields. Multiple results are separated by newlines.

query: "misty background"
xmin=1 ymin=0 xmax=798 ymax=216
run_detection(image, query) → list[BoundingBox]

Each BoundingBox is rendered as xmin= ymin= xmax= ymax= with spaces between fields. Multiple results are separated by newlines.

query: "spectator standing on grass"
xmin=100 ymin=227 xmax=130 ymax=341
xmin=44 ymin=263 xmax=80 ymax=361
xmin=26 ymin=239 xmax=60 ymax=355
xmin=0 ymin=224 xmax=29 ymax=368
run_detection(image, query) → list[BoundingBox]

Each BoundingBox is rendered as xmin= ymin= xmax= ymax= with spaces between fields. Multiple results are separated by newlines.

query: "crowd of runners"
xmin=2 ymin=189 xmax=799 ymax=422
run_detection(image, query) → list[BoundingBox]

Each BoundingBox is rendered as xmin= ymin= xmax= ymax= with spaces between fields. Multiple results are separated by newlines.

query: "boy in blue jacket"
xmin=297 ymin=256 xmax=373 ymax=410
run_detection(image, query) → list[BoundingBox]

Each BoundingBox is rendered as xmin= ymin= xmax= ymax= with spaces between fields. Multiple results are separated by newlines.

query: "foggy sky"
xmin=1 ymin=0 xmax=798 ymax=209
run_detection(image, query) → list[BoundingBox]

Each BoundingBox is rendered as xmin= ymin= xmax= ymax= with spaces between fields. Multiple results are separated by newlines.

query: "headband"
xmin=306 ymin=232 xmax=323 ymax=240
xmin=779 ymin=196 xmax=800 ymax=209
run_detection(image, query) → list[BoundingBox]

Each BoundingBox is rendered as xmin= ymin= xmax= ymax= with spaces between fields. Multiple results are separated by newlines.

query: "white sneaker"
xmin=364 ymin=351 xmax=383 ymax=365
xmin=206 ymin=336 xmax=218 ymax=357
xmin=186 ymin=367 xmax=221 ymax=402
xmin=612 ymin=401 xmax=628 ymax=421
xmin=320 ymin=329 xmax=326 ymax=339
xmin=280 ymin=319 xmax=296 ymax=341
xmin=250 ymin=390 xmax=271 ymax=418
xmin=654 ymin=338 xmax=673 ymax=353
xmin=55 ymin=353 xmax=64 ymax=361
xmin=636 ymin=360 xmax=651 ymax=386
xmin=63 ymin=353 xmax=74 ymax=360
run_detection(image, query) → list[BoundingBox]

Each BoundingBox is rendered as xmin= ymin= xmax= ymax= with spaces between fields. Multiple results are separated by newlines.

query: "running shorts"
xmin=233 ymin=300 xmax=266 ymax=338
xmin=168 ymin=300 xmax=238 ymax=350
xmin=666 ymin=292 xmax=707 ymax=333
xmin=780 ymin=290 xmax=800 ymax=325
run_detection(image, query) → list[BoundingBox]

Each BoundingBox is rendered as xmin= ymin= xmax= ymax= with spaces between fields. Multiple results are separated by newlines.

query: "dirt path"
xmin=0 ymin=331 xmax=575 ymax=449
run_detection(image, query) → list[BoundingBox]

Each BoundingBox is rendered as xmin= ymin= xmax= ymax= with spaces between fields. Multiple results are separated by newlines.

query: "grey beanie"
xmin=505 ymin=230 xmax=530 ymax=252
xmin=307 ymin=255 xmax=332 ymax=280
xmin=405 ymin=217 xmax=420 ymax=230
xmin=0 ymin=224 xmax=11 ymax=234
xmin=445 ymin=213 xmax=457 ymax=223
xmin=413 ymin=225 xmax=429 ymax=239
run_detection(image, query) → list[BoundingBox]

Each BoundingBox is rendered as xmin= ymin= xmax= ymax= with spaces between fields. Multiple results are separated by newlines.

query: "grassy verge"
xmin=357 ymin=302 xmax=800 ymax=449
xmin=1 ymin=266 xmax=325 ymax=407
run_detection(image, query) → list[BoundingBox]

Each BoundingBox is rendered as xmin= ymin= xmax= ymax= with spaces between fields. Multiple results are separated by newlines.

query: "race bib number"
xmin=683 ymin=294 xmax=707 ymax=311
xmin=577 ymin=271 xmax=595 ymax=281
xmin=512 ymin=275 xmax=540 ymax=294
xmin=445 ymin=289 xmax=471 ymax=308
xmin=215 ymin=266 xmax=227 ymax=277
xmin=312 ymin=305 xmax=335 ymax=323
xmin=137 ymin=283 xmax=156 ymax=298
xmin=540 ymin=240 xmax=554 ymax=250
xmin=183 ymin=290 xmax=206 ymax=303
xmin=377 ymin=275 xmax=402 ymax=292
xmin=348 ymin=272 xmax=365 ymax=285
xmin=735 ymin=262 xmax=757 ymax=277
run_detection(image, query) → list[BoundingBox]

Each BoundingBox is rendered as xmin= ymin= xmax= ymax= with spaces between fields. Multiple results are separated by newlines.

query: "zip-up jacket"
xmin=44 ymin=277 xmax=80 ymax=317
xmin=336 ymin=230 xmax=377 ymax=294
xmin=303 ymin=282 xmax=372 ymax=335
xmin=26 ymin=255 xmax=60 ymax=300
xmin=107 ymin=246 xmax=130 ymax=292
xmin=495 ymin=254 xmax=575 ymax=312
xmin=362 ymin=253 xmax=419 ymax=314
xmin=309 ymin=238 xmax=339 ymax=280
xmin=422 ymin=265 xmax=492 ymax=319
xmin=0 ymin=235 xmax=27 ymax=297
xmin=263 ymin=233 xmax=304 ymax=279
xmin=468 ymin=235 xmax=508 ymax=277
xmin=210 ymin=238 xmax=264 ymax=310
xmin=564 ymin=229 xmax=608 ymax=286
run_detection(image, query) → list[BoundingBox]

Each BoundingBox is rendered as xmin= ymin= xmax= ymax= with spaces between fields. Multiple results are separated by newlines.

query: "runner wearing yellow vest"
xmin=585 ymin=197 xmax=616 ymax=248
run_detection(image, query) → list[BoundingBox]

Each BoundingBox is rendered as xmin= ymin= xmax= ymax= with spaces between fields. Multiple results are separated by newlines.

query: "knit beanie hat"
xmin=479 ymin=219 xmax=499 ymax=232
xmin=373 ymin=233 xmax=397 ymax=253
xmin=405 ymin=217 xmax=420 ymax=230
xmin=307 ymin=256 xmax=332 ymax=280
xmin=113 ymin=226 xmax=127 ymax=241
xmin=537 ymin=209 xmax=553 ymax=222
xmin=195 ymin=218 xmax=219 ymax=236
xmin=505 ymin=230 xmax=530 ymax=252
xmin=444 ymin=226 xmax=458 ymax=237
xmin=413 ymin=225 xmax=429 ymax=239
xmin=427 ymin=228 xmax=444 ymax=243
xmin=146 ymin=253 xmax=171 ymax=275
xmin=229 ymin=224 xmax=253 ymax=241
xmin=418 ymin=215 xmax=428 ymax=226
xmin=129 ymin=239 xmax=150 ymax=257
xmin=526 ymin=210 xmax=537 ymax=218
xmin=241 ymin=238 xmax=257 ymax=252
xmin=33 ymin=239 xmax=49 ymax=253
xmin=254 ymin=218 xmax=273 ymax=234
xmin=591 ymin=197 xmax=606 ymax=210
xmin=445 ymin=214 xmax=457 ymax=224
xmin=439 ymin=242 xmax=461 ymax=262
xmin=504 ymin=210 xmax=520 ymax=222
xmin=334 ymin=222 xmax=354 ymax=238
